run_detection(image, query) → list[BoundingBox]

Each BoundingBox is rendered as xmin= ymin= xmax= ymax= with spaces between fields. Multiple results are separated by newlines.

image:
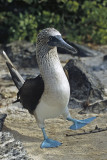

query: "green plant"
xmin=0 ymin=0 xmax=106 ymax=44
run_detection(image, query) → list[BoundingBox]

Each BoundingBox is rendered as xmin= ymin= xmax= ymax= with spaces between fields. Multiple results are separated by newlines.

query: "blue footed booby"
xmin=3 ymin=28 xmax=96 ymax=148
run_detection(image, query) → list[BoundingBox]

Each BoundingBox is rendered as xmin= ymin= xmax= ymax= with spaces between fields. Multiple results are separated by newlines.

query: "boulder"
xmin=0 ymin=132 xmax=32 ymax=160
xmin=3 ymin=41 xmax=37 ymax=68
xmin=64 ymin=59 xmax=105 ymax=110
xmin=0 ymin=114 xmax=7 ymax=131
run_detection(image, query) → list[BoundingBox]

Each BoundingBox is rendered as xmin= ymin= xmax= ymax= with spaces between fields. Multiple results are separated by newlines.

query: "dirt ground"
xmin=1 ymin=105 xmax=107 ymax=160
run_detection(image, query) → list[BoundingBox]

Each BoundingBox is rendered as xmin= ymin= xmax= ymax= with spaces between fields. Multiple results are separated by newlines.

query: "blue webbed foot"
xmin=41 ymin=138 xmax=62 ymax=148
xmin=67 ymin=117 xmax=96 ymax=130
xmin=41 ymin=127 xmax=62 ymax=148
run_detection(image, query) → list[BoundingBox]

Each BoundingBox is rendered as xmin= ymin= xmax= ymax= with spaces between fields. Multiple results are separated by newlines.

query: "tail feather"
xmin=3 ymin=51 xmax=25 ymax=90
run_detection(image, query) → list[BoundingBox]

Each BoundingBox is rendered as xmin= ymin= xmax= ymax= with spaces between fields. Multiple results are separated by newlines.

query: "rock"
xmin=3 ymin=41 xmax=37 ymax=68
xmin=103 ymin=55 xmax=107 ymax=61
xmin=91 ymin=55 xmax=107 ymax=71
xmin=0 ymin=132 xmax=32 ymax=160
xmin=0 ymin=114 xmax=7 ymax=131
xmin=64 ymin=59 xmax=104 ymax=109
xmin=79 ymin=99 xmax=107 ymax=114
xmin=96 ymin=45 xmax=107 ymax=54
xmin=1 ymin=86 xmax=17 ymax=99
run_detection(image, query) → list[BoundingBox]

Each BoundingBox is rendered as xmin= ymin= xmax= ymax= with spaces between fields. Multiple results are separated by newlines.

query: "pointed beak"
xmin=48 ymin=35 xmax=77 ymax=54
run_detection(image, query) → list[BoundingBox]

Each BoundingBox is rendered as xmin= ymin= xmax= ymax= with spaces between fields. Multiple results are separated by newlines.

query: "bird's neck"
xmin=36 ymin=47 xmax=69 ymax=91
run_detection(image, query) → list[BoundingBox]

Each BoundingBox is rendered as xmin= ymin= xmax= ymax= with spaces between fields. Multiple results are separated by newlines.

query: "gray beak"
xmin=48 ymin=35 xmax=77 ymax=54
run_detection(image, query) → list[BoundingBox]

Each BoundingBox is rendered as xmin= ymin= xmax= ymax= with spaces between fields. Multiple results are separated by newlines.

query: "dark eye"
xmin=49 ymin=36 xmax=53 ymax=41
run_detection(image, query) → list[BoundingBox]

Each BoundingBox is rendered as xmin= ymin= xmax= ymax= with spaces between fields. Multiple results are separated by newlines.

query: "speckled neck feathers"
xmin=36 ymin=28 xmax=70 ymax=99
xmin=36 ymin=46 xmax=62 ymax=88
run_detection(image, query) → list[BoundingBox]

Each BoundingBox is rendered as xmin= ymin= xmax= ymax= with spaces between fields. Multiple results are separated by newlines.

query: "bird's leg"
xmin=63 ymin=107 xmax=96 ymax=130
xmin=67 ymin=116 xmax=96 ymax=130
xmin=40 ymin=127 xmax=62 ymax=148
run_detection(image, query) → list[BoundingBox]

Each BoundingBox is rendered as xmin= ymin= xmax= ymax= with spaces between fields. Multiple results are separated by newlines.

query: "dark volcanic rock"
xmin=0 ymin=114 xmax=7 ymax=131
xmin=64 ymin=59 xmax=104 ymax=109
xmin=3 ymin=41 xmax=37 ymax=68
xmin=92 ymin=55 xmax=107 ymax=71
xmin=79 ymin=99 xmax=107 ymax=114
xmin=0 ymin=132 xmax=32 ymax=160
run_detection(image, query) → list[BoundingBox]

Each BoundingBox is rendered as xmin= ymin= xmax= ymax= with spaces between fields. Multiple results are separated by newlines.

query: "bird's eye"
xmin=49 ymin=36 xmax=53 ymax=41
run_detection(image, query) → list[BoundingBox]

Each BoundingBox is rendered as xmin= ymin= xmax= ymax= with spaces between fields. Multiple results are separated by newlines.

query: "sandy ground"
xmin=1 ymin=105 xmax=107 ymax=160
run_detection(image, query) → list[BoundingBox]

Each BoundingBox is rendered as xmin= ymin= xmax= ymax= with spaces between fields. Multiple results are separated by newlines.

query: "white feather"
xmin=34 ymin=47 xmax=70 ymax=128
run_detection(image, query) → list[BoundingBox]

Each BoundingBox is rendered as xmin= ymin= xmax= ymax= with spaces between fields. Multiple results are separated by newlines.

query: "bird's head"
xmin=37 ymin=28 xmax=77 ymax=55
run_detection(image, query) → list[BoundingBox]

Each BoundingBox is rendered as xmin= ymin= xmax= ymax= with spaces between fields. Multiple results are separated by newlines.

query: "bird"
xmin=3 ymin=28 xmax=96 ymax=148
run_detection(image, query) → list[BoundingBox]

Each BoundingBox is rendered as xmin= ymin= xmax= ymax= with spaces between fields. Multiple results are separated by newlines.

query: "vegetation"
xmin=0 ymin=0 xmax=107 ymax=44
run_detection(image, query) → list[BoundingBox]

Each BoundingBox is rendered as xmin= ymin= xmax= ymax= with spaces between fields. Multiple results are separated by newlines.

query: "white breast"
xmin=34 ymin=47 xmax=70 ymax=128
